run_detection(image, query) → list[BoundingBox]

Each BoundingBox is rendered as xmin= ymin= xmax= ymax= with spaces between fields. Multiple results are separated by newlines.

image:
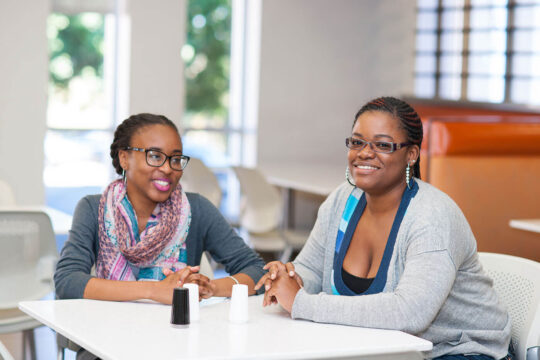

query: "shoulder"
xmin=324 ymin=181 xmax=359 ymax=211
xmin=69 ymin=194 xmax=101 ymax=240
xmin=186 ymin=192 xmax=214 ymax=210
xmin=409 ymin=180 xmax=464 ymax=220
xmin=78 ymin=194 xmax=101 ymax=206
xmin=315 ymin=181 xmax=360 ymax=228
xmin=403 ymin=179 xmax=476 ymax=257
xmin=185 ymin=192 xmax=220 ymax=218
xmin=74 ymin=194 xmax=101 ymax=218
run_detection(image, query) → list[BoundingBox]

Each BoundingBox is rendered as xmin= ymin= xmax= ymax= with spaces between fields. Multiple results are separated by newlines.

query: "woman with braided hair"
xmin=255 ymin=97 xmax=512 ymax=359
xmin=55 ymin=113 xmax=265 ymax=304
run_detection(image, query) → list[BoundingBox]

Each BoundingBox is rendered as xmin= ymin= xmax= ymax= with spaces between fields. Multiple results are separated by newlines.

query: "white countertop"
xmin=509 ymin=219 xmax=540 ymax=234
xmin=260 ymin=163 xmax=346 ymax=196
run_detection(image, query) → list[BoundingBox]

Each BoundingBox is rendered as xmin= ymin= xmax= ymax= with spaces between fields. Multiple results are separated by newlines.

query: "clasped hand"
xmin=254 ymin=261 xmax=303 ymax=313
xmin=157 ymin=266 xmax=215 ymax=304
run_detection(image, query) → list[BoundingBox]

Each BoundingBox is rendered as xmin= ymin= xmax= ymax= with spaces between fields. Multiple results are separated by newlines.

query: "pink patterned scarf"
xmin=96 ymin=179 xmax=191 ymax=281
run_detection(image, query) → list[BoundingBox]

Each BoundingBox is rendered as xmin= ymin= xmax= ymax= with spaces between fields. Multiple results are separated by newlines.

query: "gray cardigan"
xmin=54 ymin=193 xmax=265 ymax=299
xmin=292 ymin=180 xmax=511 ymax=359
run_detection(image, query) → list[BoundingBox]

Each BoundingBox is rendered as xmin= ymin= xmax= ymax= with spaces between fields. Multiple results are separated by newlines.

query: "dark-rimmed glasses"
xmin=124 ymin=147 xmax=190 ymax=171
xmin=345 ymin=137 xmax=411 ymax=154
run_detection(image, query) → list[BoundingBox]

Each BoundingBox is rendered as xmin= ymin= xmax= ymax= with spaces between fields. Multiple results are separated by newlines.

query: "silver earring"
xmin=345 ymin=167 xmax=356 ymax=187
xmin=122 ymin=169 xmax=126 ymax=185
xmin=406 ymin=163 xmax=411 ymax=189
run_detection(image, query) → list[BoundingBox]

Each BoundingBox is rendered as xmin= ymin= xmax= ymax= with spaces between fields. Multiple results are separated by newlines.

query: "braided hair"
xmin=353 ymin=97 xmax=423 ymax=179
xmin=110 ymin=113 xmax=179 ymax=175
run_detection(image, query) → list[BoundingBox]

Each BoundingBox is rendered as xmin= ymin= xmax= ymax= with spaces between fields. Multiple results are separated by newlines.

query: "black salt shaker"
xmin=171 ymin=287 xmax=190 ymax=326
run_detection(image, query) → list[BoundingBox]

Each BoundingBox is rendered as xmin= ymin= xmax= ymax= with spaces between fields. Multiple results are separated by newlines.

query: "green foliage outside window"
xmin=184 ymin=0 xmax=231 ymax=121
xmin=48 ymin=13 xmax=104 ymax=89
xmin=47 ymin=2 xmax=231 ymax=125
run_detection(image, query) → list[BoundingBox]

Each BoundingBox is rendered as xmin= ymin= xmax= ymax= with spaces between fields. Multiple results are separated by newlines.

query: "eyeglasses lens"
xmin=146 ymin=150 xmax=166 ymax=167
xmin=145 ymin=150 xmax=188 ymax=170
xmin=170 ymin=156 xmax=188 ymax=170
xmin=346 ymin=138 xmax=393 ymax=154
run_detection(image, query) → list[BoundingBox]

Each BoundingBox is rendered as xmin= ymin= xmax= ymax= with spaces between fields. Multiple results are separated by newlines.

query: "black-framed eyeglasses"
xmin=124 ymin=147 xmax=190 ymax=171
xmin=345 ymin=137 xmax=412 ymax=154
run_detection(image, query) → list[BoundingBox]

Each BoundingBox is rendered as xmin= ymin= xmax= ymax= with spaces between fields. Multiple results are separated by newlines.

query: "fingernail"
xmin=265 ymin=285 xmax=269 ymax=291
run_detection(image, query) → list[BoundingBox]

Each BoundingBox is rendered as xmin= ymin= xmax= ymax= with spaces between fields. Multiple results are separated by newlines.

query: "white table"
xmin=260 ymin=163 xmax=346 ymax=228
xmin=0 ymin=205 xmax=72 ymax=235
xmin=509 ymin=219 xmax=540 ymax=234
xmin=19 ymin=295 xmax=432 ymax=360
xmin=260 ymin=163 xmax=346 ymax=197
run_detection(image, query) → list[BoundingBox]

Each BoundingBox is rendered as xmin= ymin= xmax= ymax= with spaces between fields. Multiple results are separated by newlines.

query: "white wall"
xmin=127 ymin=0 xmax=186 ymax=128
xmin=0 ymin=0 xmax=49 ymax=205
xmin=256 ymin=0 xmax=417 ymax=167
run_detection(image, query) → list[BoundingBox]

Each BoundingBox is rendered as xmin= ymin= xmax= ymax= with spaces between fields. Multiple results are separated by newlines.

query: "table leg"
xmin=280 ymin=187 xmax=295 ymax=229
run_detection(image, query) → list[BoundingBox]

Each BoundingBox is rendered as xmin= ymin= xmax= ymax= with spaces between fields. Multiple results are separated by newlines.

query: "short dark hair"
xmin=110 ymin=113 xmax=179 ymax=175
xmin=353 ymin=97 xmax=423 ymax=179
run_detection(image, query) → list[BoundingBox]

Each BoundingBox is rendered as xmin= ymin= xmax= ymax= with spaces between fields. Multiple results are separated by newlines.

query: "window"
xmin=181 ymin=0 xmax=260 ymax=217
xmin=182 ymin=0 xmax=232 ymax=169
xmin=45 ymin=2 xmax=124 ymax=218
xmin=415 ymin=0 xmax=540 ymax=106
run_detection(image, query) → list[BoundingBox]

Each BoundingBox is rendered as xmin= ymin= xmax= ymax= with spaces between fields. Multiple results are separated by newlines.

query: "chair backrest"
xmin=0 ymin=210 xmax=58 ymax=308
xmin=180 ymin=158 xmax=222 ymax=208
xmin=0 ymin=340 xmax=15 ymax=360
xmin=0 ymin=180 xmax=15 ymax=206
xmin=232 ymin=166 xmax=282 ymax=234
xmin=478 ymin=252 xmax=540 ymax=360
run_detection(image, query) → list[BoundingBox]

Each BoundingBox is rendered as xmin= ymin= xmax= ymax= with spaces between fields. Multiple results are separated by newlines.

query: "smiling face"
xmin=348 ymin=110 xmax=418 ymax=195
xmin=119 ymin=124 xmax=183 ymax=211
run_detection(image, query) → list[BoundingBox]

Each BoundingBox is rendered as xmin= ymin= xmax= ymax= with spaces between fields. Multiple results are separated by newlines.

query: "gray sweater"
xmin=292 ymin=180 xmax=511 ymax=359
xmin=54 ymin=193 xmax=265 ymax=299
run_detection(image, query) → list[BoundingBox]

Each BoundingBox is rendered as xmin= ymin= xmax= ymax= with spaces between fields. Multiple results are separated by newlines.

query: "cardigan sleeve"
xmin=291 ymin=246 xmax=457 ymax=334
xmin=190 ymin=194 xmax=266 ymax=292
xmin=54 ymin=195 xmax=100 ymax=299
xmin=292 ymin=197 xmax=335 ymax=294
xmin=293 ymin=182 xmax=351 ymax=294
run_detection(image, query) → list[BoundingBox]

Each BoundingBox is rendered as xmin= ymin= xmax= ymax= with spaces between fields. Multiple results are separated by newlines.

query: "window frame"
xmin=414 ymin=0 xmax=540 ymax=105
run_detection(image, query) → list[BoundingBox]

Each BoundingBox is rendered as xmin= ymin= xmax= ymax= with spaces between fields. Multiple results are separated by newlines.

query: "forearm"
xmin=83 ymin=278 xmax=159 ymax=302
xmin=292 ymin=251 xmax=456 ymax=333
xmin=210 ymin=273 xmax=256 ymax=297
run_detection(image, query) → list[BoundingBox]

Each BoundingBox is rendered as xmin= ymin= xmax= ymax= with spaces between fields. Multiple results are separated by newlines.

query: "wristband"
xmin=228 ymin=275 xmax=239 ymax=284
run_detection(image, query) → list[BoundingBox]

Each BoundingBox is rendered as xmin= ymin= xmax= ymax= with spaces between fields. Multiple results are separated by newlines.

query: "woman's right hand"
xmin=254 ymin=261 xmax=303 ymax=306
xmin=152 ymin=265 xmax=200 ymax=304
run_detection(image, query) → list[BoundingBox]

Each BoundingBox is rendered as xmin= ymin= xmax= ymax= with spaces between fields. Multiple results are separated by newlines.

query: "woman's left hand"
xmin=186 ymin=273 xmax=216 ymax=300
xmin=264 ymin=267 xmax=301 ymax=313
xmin=162 ymin=266 xmax=216 ymax=300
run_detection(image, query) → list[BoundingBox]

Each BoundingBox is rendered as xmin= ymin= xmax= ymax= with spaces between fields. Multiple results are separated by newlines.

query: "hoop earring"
xmin=122 ymin=169 xmax=126 ymax=185
xmin=345 ymin=166 xmax=356 ymax=187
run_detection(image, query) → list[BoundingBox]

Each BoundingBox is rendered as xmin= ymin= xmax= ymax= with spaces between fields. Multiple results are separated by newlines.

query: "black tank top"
xmin=342 ymin=268 xmax=374 ymax=294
